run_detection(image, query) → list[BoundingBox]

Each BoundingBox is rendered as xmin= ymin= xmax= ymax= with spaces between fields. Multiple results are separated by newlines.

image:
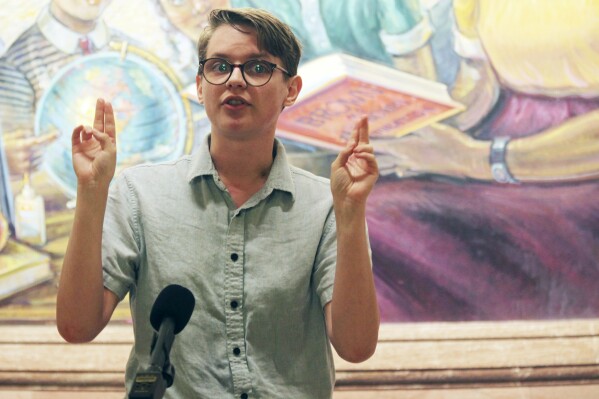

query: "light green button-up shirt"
xmin=102 ymin=135 xmax=337 ymax=398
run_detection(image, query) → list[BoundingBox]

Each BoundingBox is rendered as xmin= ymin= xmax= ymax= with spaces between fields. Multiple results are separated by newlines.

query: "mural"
xmin=0 ymin=0 xmax=598 ymax=323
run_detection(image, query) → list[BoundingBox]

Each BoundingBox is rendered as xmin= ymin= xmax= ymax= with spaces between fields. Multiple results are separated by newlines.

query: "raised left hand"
xmin=330 ymin=116 xmax=379 ymax=211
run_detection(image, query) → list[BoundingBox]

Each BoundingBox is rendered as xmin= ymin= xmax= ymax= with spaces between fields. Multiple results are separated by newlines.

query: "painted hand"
xmin=376 ymin=123 xmax=481 ymax=179
xmin=4 ymin=128 xmax=58 ymax=177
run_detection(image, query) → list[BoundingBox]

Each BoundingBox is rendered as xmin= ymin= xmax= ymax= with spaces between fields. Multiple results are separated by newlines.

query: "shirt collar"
xmin=37 ymin=6 xmax=110 ymax=54
xmin=187 ymin=134 xmax=296 ymax=199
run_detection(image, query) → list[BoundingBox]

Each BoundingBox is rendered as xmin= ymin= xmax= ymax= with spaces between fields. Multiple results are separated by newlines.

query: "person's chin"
xmin=221 ymin=113 xmax=251 ymax=128
xmin=216 ymin=121 xmax=254 ymax=138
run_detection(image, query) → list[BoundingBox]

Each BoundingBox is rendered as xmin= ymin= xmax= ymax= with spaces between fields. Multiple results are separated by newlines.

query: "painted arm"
xmin=4 ymin=129 xmax=58 ymax=178
xmin=377 ymin=108 xmax=599 ymax=183
xmin=448 ymin=0 xmax=501 ymax=132
xmin=0 ymin=61 xmax=58 ymax=178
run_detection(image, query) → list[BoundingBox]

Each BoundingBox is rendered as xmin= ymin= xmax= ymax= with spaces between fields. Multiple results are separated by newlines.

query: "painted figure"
xmin=231 ymin=0 xmax=436 ymax=79
xmin=370 ymin=0 xmax=599 ymax=321
xmin=0 ymin=118 xmax=14 ymax=234
xmin=0 ymin=0 xmax=120 ymax=180
xmin=151 ymin=0 xmax=231 ymax=86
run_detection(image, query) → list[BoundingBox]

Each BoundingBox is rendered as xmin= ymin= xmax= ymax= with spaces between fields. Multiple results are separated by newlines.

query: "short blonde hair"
xmin=197 ymin=8 xmax=302 ymax=77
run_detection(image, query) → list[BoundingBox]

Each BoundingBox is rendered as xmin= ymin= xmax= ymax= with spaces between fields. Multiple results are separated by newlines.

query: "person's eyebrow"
xmin=208 ymin=52 xmax=270 ymax=61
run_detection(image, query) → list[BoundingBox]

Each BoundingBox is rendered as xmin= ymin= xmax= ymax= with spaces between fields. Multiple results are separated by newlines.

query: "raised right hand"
xmin=71 ymin=98 xmax=116 ymax=189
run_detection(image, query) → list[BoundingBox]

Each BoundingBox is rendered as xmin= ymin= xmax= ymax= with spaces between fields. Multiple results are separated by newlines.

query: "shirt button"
xmin=231 ymin=253 xmax=239 ymax=261
xmin=233 ymin=347 xmax=241 ymax=356
xmin=241 ymin=394 xmax=248 ymax=399
xmin=230 ymin=300 xmax=239 ymax=309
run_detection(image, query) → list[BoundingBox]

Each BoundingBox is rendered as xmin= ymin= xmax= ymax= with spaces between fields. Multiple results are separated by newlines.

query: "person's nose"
xmin=227 ymin=65 xmax=247 ymax=88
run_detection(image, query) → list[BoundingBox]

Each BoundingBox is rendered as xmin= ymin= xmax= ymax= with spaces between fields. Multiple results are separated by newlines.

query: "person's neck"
xmin=210 ymin=134 xmax=275 ymax=206
xmin=50 ymin=2 xmax=97 ymax=34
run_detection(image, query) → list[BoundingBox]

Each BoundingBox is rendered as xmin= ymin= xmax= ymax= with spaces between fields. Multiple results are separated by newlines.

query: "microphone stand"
xmin=128 ymin=317 xmax=176 ymax=399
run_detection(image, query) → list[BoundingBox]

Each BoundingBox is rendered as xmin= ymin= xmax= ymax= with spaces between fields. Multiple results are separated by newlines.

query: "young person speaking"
xmin=57 ymin=8 xmax=379 ymax=398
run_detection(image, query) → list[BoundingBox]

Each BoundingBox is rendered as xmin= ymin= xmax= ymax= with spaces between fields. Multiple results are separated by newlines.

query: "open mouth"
xmin=224 ymin=97 xmax=248 ymax=106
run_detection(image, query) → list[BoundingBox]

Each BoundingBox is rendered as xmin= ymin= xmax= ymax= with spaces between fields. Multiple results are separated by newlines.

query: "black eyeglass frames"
xmin=198 ymin=58 xmax=291 ymax=87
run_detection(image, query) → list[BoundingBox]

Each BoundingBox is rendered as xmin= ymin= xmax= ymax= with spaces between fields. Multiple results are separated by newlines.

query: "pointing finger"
xmin=34 ymin=130 xmax=59 ymax=145
xmin=332 ymin=138 xmax=356 ymax=169
xmin=356 ymin=116 xmax=370 ymax=144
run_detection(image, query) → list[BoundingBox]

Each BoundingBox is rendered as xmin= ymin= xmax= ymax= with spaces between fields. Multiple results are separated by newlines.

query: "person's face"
xmin=52 ymin=0 xmax=112 ymax=22
xmin=159 ymin=0 xmax=230 ymax=40
xmin=197 ymin=24 xmax=302 ymax=141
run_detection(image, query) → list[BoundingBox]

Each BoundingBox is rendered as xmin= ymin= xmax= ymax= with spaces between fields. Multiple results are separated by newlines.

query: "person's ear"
xmin=283 ymin=75 xmax=302 ymax=108
xmin=196 ymin=75 xmax=204 ymax=104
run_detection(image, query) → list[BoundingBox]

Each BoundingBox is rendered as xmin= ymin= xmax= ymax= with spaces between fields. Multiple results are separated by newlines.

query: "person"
xmin=0 ymin=0 xmax=124 ymax=180
xmin=368 ymin=0 xmax=599 ymax=321
xmin=56 ymin=8 xmax=380 ymax=399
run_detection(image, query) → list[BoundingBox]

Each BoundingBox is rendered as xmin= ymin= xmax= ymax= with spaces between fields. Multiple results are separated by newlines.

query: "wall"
xmin=1 ymin=0 xmax=598 ymax=396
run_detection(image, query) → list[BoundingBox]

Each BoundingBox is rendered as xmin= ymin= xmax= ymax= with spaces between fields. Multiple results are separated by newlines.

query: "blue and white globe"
xmin=35 ymin=47 xmax=191 ymax=198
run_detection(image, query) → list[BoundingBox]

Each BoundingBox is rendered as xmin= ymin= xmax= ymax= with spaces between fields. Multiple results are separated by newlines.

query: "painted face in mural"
xmin=51 ymin=0 xmax=112 ymax=23
xmin=158 ymin=0 xmax=230 ymax=40
xmin=196 ymin=24 xmax=301 ymax=141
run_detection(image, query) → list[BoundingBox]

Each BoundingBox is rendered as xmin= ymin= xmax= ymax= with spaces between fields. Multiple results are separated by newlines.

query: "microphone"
xmin=128 ymin=284 xmax=195 ymax=399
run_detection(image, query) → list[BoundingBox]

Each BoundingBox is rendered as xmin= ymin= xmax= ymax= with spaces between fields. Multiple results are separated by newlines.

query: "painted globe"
xmin=35 ymin=48 xmax=190 ymax=198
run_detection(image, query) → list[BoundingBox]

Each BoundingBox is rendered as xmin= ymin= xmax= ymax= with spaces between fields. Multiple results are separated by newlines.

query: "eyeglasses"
xmin=198 ymin=58 xmax=291 ymax=87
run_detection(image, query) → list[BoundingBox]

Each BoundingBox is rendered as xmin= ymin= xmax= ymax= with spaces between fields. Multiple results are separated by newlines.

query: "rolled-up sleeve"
xmin=312 ymin=208 xmax=337 ymax=308
xmin=102 ymin=172 xmax=141 ymax=300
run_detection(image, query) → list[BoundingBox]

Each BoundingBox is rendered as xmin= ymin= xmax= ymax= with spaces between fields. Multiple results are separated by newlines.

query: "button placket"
xmin=224 ymin=212 xmax=252 ymax=396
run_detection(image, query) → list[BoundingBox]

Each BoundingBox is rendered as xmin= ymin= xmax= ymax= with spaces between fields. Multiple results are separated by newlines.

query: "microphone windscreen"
xmin=150 ymin=284 xmax=195 ymax=334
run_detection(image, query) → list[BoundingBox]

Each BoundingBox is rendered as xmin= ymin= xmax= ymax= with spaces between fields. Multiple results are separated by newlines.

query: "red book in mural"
xmin=276 ymin=54 xmax=464 ymax=151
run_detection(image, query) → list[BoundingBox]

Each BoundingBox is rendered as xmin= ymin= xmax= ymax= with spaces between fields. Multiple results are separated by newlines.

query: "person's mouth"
xmin=223 ymin=96 xmax=249 ymax=107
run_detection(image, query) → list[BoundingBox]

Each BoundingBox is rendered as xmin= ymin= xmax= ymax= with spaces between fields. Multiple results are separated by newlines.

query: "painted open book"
xmin=0 ymin=239 xmax=53 ymax=301
xmin=276 ymin=53 xmax=464 ymax=151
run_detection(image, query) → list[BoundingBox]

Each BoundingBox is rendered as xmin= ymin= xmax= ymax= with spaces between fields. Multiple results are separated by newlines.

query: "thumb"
xmin=90 ymin=129 xmax=114 ymax=151
xmin=332 ymin=140 xmax=355 ymax=170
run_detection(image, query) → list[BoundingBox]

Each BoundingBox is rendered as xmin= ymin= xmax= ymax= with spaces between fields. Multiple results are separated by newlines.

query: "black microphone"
xmin=128 ymin=284 xmax=195 ymax=399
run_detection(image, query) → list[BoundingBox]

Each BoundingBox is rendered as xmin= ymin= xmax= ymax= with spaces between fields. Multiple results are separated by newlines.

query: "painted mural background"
xmin=0 ymin=0 xmax=598 ymax=323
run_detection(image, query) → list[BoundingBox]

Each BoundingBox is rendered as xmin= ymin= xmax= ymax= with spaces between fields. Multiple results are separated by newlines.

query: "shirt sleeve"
xmin=452 ymin=0 xmax=487 ymax=60
xmin=376 ymin=0 xmax=423 ymax=33
xmin=453 ymin=0 xmax=478 ymax=38
xmin=102 ymin=172 xmax=141 ymax=300
xmin=312 ymin=207 xmax=337 ymax=309
xmin=0 ymin=61 xmax=35 ymax=133
xmin=377 ymin=0 xmax=433 ymax=56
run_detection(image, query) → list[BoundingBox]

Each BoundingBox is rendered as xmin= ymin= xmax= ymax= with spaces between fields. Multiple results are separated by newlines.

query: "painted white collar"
xmin=37 ymin=6 xmax=110 ymax=54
